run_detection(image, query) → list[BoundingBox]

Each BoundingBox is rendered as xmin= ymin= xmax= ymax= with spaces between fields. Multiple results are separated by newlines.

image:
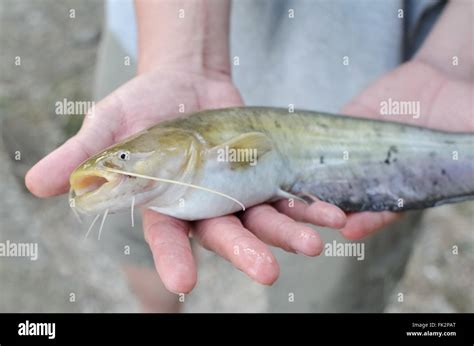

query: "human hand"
xmin=336 ymin=0 xmax=473 ymax=240
xmin=337 ymin=58 xmax=473 ymax=240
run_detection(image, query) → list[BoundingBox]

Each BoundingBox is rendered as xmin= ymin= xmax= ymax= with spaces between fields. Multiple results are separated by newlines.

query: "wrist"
xmin=137 ymin=54 xmax=232 ymax=81
xmin=135 ymin=0 xmax=232 ymax=78
xmin=136 ymin=61 xmax=233 ymax=85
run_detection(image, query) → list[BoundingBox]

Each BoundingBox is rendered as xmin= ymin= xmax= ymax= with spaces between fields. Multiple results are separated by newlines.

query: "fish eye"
xmin=118 ymin=150 xmax=130 ymax=161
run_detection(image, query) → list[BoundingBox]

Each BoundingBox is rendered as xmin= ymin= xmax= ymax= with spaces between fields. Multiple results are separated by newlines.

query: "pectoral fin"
xmin=211 ymin=132 xmax=273 ymax=169
xmin=273 ymin=189 xmax=309 ymax=205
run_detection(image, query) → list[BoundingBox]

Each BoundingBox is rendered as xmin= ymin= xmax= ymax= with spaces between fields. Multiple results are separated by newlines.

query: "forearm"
xmin=134 ymin=0 xmax=232 ymax=77
xmin=415 ymin=0 xmax=473 ymax=80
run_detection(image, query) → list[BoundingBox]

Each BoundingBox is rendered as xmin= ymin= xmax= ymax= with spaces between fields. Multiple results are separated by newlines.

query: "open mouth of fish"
xmin=69 ymin=170 xmax=122 ymax=198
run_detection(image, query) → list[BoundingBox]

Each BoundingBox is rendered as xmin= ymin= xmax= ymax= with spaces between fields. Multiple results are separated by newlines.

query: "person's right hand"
xmin=26 ymin=67 xmax=347 ymax=294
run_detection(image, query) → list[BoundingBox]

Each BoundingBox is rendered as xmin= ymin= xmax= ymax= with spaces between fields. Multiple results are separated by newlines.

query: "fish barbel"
xmin=69 ymin=107 xmax=474 ymax=220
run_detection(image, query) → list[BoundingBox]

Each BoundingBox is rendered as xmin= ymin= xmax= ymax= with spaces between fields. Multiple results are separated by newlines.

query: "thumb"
xmin=25 ymin=121 xmax=113 ymax=198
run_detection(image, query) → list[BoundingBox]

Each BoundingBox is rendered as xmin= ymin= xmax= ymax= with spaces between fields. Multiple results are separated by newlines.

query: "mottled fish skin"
xmin=69 ymin=107 xmax=474 ymax=218
xmin=157 ymin=107 xmax=474 ymax=212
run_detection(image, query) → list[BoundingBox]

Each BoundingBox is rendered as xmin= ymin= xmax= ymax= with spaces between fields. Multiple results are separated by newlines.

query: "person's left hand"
xmin=195 ymin=57 xmax=474 ymax=292
xmin=333 ymin=58 xmax=473 ymax=240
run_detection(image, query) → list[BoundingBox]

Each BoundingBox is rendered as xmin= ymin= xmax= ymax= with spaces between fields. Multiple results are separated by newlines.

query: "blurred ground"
xmin=0 ymin=0 xmax=472 ymax=313
xmin=0 ymin=0 xmax=139 ymax=312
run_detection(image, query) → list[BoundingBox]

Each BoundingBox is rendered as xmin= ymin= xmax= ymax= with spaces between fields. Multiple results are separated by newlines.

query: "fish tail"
xmin=291 ymin=133 xmax=474 ymax=212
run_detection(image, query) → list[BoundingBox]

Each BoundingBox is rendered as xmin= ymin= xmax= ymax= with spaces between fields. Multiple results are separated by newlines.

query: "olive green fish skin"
xmin=158 ymin=107 xmax=474 ymax=212
xmin=70 ymin=107 xmax=474 ymax=218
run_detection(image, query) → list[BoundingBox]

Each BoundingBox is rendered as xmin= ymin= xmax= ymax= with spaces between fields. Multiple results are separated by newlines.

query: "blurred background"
xmin=0 ymin=0 xmax=472 ymax=312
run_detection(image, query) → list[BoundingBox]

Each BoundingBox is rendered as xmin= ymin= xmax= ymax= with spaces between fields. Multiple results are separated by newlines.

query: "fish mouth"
xmin=69 ymin=170 xmax=122 ymax=198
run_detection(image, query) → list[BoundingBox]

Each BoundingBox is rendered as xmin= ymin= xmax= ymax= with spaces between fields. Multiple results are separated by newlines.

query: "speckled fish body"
xmin=69 ymin=107 xmax=474 ymax=220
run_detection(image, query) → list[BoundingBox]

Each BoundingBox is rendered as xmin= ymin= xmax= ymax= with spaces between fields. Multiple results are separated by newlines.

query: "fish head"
xmin=69 ymin=127 xmax=202 ymax=215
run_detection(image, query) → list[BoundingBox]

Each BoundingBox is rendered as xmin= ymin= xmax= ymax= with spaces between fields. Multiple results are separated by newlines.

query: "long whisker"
xmin=98 ymin=209 xmax=109 ymax=241
xmin=85 ymin=214 xmax=100 ymax=239
xmin=131 ymin=196 xmax=135 ymax=228
xmin=104 ymin=168 xmax=246 ymax=211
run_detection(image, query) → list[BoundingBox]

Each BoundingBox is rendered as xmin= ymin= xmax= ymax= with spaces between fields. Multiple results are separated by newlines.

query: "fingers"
xmin=193 ymin=215 xmax=279 ymax=285
xmin=273 ymin=198 xmax=347 ymax=229
xmin=142 ymin=209 xmax=196 ymax=294
xmin=241 ymin=205 xmax=323 ymax=256
xmin=339 ymin=211 xmax=403 ymax=240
